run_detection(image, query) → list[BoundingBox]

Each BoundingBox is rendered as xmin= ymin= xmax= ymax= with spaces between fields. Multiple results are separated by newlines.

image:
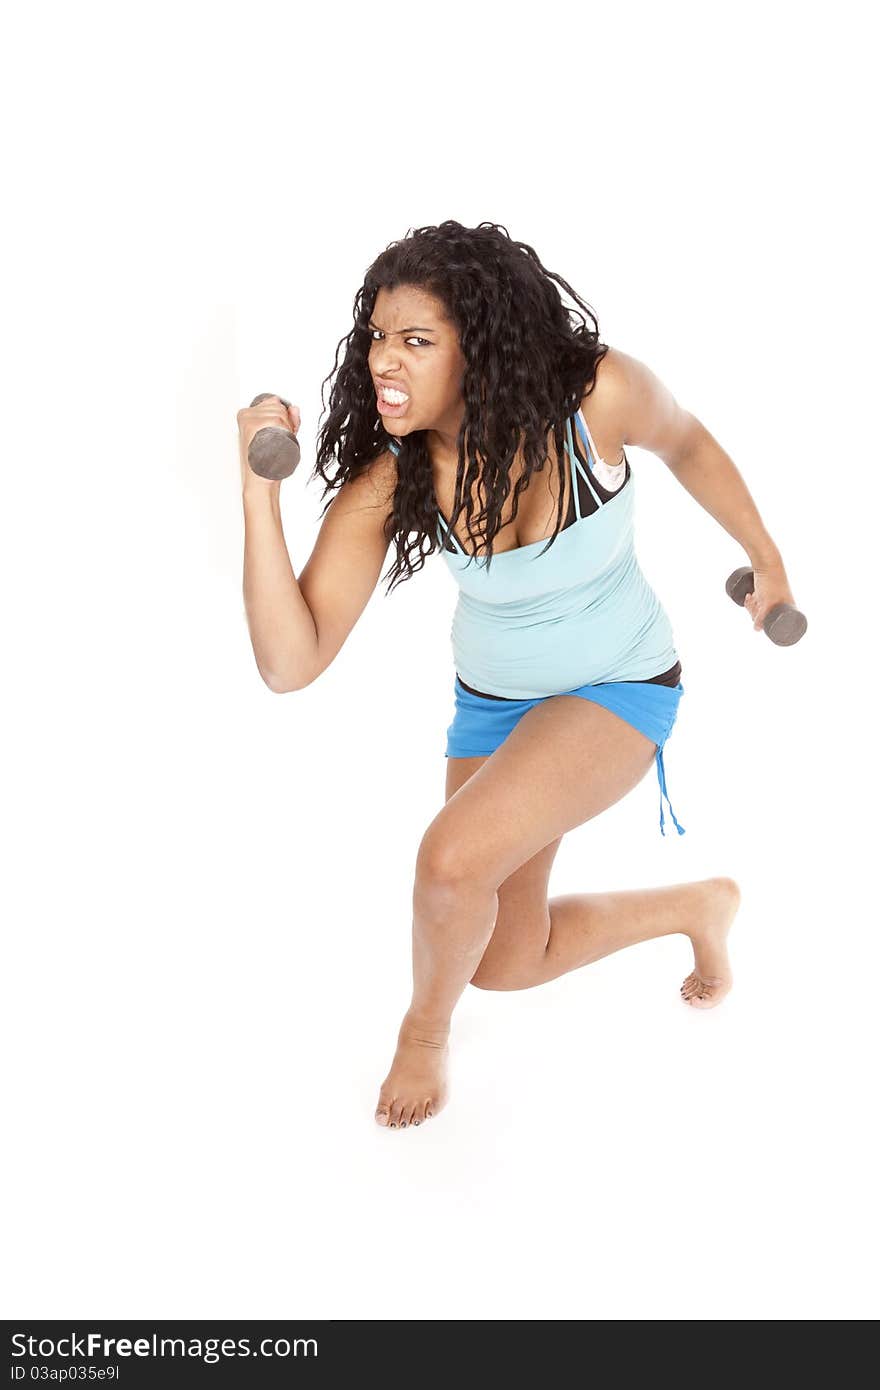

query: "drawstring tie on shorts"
xmin=655 ymin=744 xmax=686 ymax=837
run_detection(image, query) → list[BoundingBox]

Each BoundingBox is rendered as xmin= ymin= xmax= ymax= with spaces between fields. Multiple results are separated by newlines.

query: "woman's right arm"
xmin=241 ymin=438 xmax=397 ymax=693
xmin=242 ymin=482 xmax=318 ymax=691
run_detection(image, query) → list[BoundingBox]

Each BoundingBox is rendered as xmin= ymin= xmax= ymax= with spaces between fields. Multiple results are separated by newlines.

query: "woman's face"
xmin=368 ymin=285 xmax=467 ymax=448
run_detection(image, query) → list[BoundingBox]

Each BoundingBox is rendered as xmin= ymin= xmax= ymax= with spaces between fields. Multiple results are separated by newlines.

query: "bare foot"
xmin=680 ymin=876 xmax=741 ymax=1010
xmin=375 ymin=1010 xmax=450 ymax=1129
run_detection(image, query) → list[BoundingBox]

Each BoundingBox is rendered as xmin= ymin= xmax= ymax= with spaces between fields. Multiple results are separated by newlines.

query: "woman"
xmin=238 ymin=220 xmax=796 ymax=1131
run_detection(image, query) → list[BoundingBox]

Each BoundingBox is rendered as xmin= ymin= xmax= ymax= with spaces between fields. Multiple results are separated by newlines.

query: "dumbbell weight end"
xmin=247 ymin=393 xmax=301 ymax=481
xmin=725 ymin=566 xmax=807 ymax=646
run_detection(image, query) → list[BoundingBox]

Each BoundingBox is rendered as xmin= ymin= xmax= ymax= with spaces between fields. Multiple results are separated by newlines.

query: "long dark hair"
xmin=313 ymin=220 xmax=609 ymax=593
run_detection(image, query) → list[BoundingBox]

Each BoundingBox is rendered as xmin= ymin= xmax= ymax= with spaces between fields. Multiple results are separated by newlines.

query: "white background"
xmin=3 ymin=0 xmax=877 ymax=1321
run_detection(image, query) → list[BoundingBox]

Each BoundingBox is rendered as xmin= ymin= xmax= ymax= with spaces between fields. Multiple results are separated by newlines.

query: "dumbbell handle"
xmin=725 ymin=566 xmax=807 ymax=646
xmin=247 ymin=393 xmax=301 ymax=481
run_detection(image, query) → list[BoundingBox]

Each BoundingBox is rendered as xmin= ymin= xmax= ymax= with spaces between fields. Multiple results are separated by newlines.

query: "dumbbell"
xmin=726 ymin=567 xmax=807 ymax=646
xmin=246 ymin=393 xmax=301 ymax=481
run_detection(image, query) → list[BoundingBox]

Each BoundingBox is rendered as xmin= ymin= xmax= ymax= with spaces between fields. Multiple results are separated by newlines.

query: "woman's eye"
xmin=369 ymin=330 xmax=430 ymax=346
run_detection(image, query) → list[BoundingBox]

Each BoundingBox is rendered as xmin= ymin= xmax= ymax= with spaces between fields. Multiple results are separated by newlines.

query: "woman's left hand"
xmin=743 ymin=561 xmax=797 ymax=632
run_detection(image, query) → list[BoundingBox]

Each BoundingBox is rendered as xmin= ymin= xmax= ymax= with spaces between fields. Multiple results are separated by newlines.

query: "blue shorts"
xmin=445 ymin=676 xmax=686 ymax=838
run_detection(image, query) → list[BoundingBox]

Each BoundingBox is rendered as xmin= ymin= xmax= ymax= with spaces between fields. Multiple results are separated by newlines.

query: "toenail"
xmin=413 ymin=1120 xmax=420 ymax=1125
xmin=400 ymin=1122 xmax=407 ymax=1128
xmin=390 ymin=1122 xmax=396 ymax=1128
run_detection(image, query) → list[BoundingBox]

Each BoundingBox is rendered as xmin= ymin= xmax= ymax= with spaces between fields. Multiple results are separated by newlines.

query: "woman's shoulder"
xmin=333 ymin=446 xmax=398 ymax=518
xmin=579 ymin=346 xmax=629 ymax=466
xmin=586 ymin=344 xmax=695 ymax=464
xmin=359 ymin=445 xmax=398 ymax=505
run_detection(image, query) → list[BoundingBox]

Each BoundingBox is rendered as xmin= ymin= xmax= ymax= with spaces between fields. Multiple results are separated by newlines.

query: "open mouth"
xmin=376 ymin=389 xmax=410 ymax=415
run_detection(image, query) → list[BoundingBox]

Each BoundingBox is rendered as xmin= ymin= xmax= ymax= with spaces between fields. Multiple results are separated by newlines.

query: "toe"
xmin=388 ymin=1101 xmax=405 ymax=1129
xmin=375 ymin=1096 xmax=393 ymax=1126
xmin=689 ymin=979 xmax=729 ymax=1009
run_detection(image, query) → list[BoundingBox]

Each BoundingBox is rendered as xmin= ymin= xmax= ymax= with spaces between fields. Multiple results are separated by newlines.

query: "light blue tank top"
xmin=388 ymin=411 xmax=679 ymax=699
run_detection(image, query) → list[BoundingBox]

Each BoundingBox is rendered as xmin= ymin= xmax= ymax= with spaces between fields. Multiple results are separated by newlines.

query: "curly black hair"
xmin=313 ymin=220 xmax=609 ymax=593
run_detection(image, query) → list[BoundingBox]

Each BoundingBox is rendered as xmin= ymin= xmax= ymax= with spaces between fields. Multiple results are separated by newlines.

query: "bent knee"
xmin=469 ymin=967 xmax=511 ymax=991
xmin=713 ymin=874 xmax=742 ymax=904
xmin=469 ymin=958 xmax=534 ymax=991
xmin=415 ymin=834 xmax=489 ymax=894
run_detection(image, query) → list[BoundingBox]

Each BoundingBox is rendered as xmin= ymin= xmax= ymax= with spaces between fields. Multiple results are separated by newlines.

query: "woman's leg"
xmin=472 ymin=877 xmax=739 ymax=998
xmin=441 ymin=763 xmax=739 ymax=1000
xmin=374 ymin=695 xmax=740 ymax=1129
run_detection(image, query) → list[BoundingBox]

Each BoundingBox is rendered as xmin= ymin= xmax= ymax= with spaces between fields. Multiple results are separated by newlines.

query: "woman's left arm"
xmin=663 ymin=421 xmax=796 ymax=631
xmin=603 ymin=347 xmax=796 ymax=632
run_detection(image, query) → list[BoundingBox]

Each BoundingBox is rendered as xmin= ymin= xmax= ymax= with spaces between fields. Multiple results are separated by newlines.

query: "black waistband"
xmin=456 ymin=659 xmax=682 ymax=701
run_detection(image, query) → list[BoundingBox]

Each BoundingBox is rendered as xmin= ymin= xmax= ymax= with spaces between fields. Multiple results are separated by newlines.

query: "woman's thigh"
xmin=424 ymin=694 xmax=657 ymax=891
xmin=446 ymin=752 xmax=563 ymax=957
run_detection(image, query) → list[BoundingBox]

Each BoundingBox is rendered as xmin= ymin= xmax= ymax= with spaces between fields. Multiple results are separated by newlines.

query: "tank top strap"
xmin=565 ymin=415 xmax=605 ymax=514
xmin=437 ymin=507 xmax=465 ymax=554
xmin=575 ymin=408 xmax=606 ymax=470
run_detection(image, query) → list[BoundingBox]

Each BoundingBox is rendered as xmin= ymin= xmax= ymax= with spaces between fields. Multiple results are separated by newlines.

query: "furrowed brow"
xmin=369 ymin=320 xmax=436 ymax=334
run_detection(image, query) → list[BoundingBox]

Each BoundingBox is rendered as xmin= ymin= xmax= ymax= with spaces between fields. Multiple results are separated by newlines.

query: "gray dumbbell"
xmin=726 ymin=566 xmax=807 ymax=646
xmin=247 ymin=393 xmax=301 ymax=481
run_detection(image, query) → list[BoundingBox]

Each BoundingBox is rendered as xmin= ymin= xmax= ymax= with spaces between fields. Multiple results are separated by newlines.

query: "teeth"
xmin=381 ymin=388 xmax=409 ymax=403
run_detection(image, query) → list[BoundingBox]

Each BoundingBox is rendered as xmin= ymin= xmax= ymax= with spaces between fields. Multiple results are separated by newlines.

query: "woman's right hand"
xmin=237 ymin=397 xmax=301 ymax=494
